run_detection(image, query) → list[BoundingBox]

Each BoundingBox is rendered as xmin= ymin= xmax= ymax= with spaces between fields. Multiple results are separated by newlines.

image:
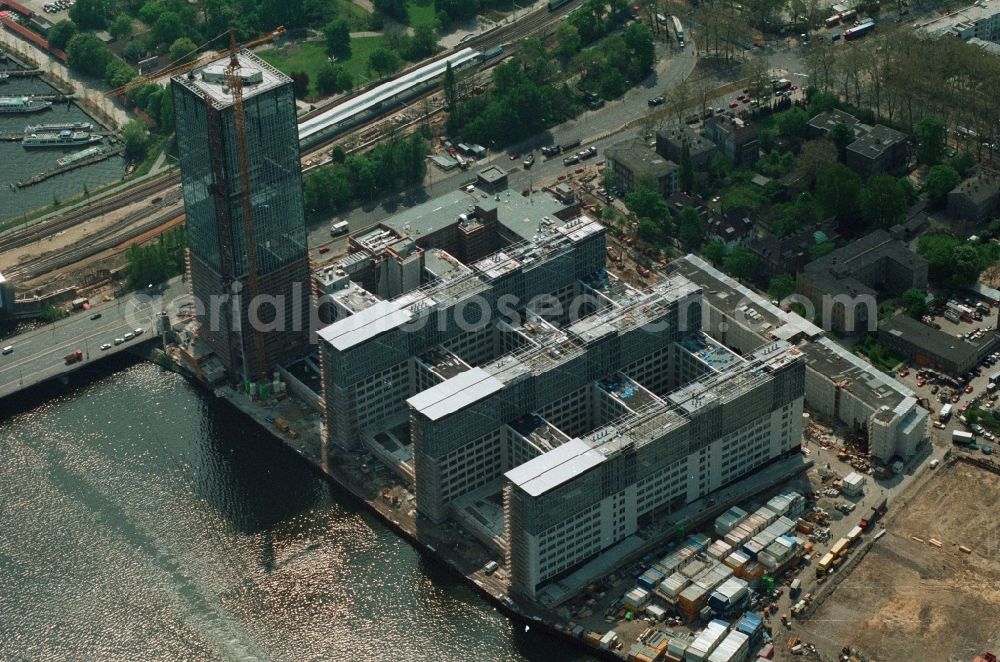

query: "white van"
xmin=1 ymin=345 xmax=12 ymax=355
xmin=330 ymin=220 xmax=349 ymax=236
xmin=930 ymin=459 xmax=940 ymax=469
xmin=483 ymin=560 xmax=499 ymax=575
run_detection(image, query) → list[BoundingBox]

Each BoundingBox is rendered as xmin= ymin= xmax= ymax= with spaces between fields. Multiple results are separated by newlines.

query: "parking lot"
xmin=17 ymin=0 xmax=74 ymax=18
xmin=893 ymin=297 xmax=1000 ymax=450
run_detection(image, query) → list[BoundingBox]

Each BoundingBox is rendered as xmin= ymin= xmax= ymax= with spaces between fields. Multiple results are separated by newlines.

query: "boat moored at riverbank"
xmin=22 ymin=130 xmax=102 ymax=148
xmin=0 ymin=96 xmax=52 ymax=113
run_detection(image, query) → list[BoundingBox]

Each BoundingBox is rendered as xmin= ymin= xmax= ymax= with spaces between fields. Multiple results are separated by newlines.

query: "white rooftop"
xmin=317 ymin=299 xmax=413 ymax=350
xmin=173 ymin=51 xmax=288 ymax=108
xmin=505 ymin=438 xmax=606 ymax=497
xmin=406 ymin=367 xmax=504 ymax=421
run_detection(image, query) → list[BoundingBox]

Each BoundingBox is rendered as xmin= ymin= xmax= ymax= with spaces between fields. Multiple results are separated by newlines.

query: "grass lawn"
xmin=259 ymin=36 xmax=387 ymax=98
xmin=406 ymin=0 xmax=438 ymax=26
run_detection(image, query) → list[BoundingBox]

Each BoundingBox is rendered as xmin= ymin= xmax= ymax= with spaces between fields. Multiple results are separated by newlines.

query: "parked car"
xmin=100 ymin=343 xmax=112 ymax=351
xmin=648 ymin=96 xmax=665 ymax=107
xmin=1 ymin=345 xmax=12 ymax=355
xmin=90 ymin=313 xmax=102 ymax=320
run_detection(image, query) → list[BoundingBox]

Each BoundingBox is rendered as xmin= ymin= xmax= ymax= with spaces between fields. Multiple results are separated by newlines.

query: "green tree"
xmin=924 ymin=164 xmax=961 ymax=205
xmin=317 ymin=64 xmax=351 ymax=95
xmin=809 ymin=240 xmax=835 ymax=261
xmin=47 ymin=20 xmax=78 ymax=52
xmin=323 ymin=19 xmax=351 ymax=59
xmin=638 ymin=218 xmax=661 ymax=244
xmin=679 ymin=141 xmax=693 ymax=193
xmin=555 ymin=22 xmax=581 ymax=60
xmin=807 ymin=90 xmax=836 ymax=116
xmin=723 ymin=247 xmax=759 ymax=281
xmin=409 ymin=24 xmax=437 ymax=59
xmin=902 ymin=288 xmax=927 ymax=318
xmin=702 ymin=239 xmax=728 ymax=265
xmin=66 ymin=33 xmax=113 ymax=78
xmin=828 ymin=123 xmax=854 ymax=161
xmin=625 ymin=185 xmax=669 ymax=224
xmin=373 ymin=0 xmax=407 ymax=22
xmin=158 ymin=90 xmax=174 ymax=133
xmin=816 ymin=163 xmax=861 ymax=229
xmin=915 ymin=117 xmax=946 ymax=165
xmin=859 ymin=173 xmax=907 ymax=228
xmin=776 ymin=107 xmax=809 ymax=139
xmin=152 ymin=11 xmax=183 ymax=48
xmin=290 ymin=71 xmax=310 ymax=99
xmin=949 ymin=151 xmax=975 ymax=178
xmin=768 ymin=274 xmax=796 ymax=301
xmin=122 ymin=40 xmax=147 ymax=63
xmin=69 ymin=0 xmax=112 ymax=29
xmin=678 ymin=206 xmax=704 ymax=250
xmin=168 ymin=37 xmax=198 ymax=64
xmin=121 ymin=119 xmax=149 ymax=159
xmin=442 ymin=61 xmax=456 ymax=109
xmin=104 ymin=58 xmax=135 ymax=88
xmin=623 ymin=22 xmax=654 ymax=74
xmin=368 ymin=47 xmax=402 ymax=77
xmin=109 ymin=15 xmax=133 ymax=42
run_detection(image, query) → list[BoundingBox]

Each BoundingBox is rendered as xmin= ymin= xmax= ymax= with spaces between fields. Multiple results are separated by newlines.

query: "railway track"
xmin=1 ymin=3 xmax=584 ymax=279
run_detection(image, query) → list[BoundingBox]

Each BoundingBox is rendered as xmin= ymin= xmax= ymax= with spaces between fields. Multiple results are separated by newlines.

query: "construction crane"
xmin=104 ymin=27 xmax=286 ymax=99
xmin=224 ymin=29 xmax=270 ymax=385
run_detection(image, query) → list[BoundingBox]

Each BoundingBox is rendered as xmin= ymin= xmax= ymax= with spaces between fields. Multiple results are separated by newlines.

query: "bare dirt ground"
xmin=796 ymin=460 xmax=1000 ymax=662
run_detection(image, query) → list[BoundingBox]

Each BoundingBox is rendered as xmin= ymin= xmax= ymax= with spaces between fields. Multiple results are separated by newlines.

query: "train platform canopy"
xmin=298 ymin=47 xmax=482 ymax=142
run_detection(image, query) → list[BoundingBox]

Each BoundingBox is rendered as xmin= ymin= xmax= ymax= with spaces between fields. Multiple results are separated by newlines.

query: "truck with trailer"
xmin=953 ymin=430 xmax=975 ymax=446
xmin=844 ymin=20 xmax=875 ymax=40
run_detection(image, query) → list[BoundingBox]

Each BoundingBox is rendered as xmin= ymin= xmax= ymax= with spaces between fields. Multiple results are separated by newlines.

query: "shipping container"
xmin=707 ymin=630 xmax=749 ymax=662
xmin=831 ymin=537 xmax=850 ymax=558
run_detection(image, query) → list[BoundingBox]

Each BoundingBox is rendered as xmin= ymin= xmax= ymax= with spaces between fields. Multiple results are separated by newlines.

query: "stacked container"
xmin=684 ymin=619 xmax=730 ymax=661
xmin=638 ymin=566 xmax=666 ymax=591
xmin=656 ymin=572 xmax=691 ymax=604
xmin=736 ymin=612 xmax=764 ymax=650
xmin=714 ymin=506 xmax=748 ymax=537
xmin=706 ymin=630 xmax=749 ymax=662
xmin=708 ymin=577 xmax=750 ymax=616
xmin=708 ymin=540 xmax=734 ymax=560
xmin=624 ymin=586 xmax=651 ymax=611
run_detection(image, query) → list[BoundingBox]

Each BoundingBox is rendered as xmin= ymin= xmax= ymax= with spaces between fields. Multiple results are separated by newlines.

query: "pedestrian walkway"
xmin=0 ymin=29 xmax=130 ymax=130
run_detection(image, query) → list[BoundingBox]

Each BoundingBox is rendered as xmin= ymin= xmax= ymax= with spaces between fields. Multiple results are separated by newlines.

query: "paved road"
xmin=0 ymin=280 xmax=189 ymax=399
xmin=304 ymin=40 xmax=701 ymax=249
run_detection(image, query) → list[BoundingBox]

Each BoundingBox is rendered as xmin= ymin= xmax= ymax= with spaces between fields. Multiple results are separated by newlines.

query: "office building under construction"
xmin=172 ymin=51 xmax=311 ymax=382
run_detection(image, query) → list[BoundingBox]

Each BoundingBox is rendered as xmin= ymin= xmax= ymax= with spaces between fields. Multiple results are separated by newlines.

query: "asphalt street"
xmin=0 ymin=279 xmax=189 ymax=398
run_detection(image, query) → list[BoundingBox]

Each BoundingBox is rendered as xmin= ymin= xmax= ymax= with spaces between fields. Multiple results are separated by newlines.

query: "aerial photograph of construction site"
xmin=2 ymin=0 xmax=1000 ymax=660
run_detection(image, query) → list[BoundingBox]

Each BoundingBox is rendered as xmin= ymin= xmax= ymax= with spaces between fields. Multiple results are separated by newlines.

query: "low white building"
xmin=842 ymin=471 xmax=866 ymax=497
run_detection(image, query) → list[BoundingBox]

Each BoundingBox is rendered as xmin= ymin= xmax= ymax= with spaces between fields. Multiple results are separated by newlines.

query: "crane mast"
xmin=225 ymin=30 xmax=269 ymax=385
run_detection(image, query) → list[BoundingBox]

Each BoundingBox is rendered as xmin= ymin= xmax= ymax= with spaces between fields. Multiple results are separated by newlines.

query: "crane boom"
xmin=224 ymin=30 xmax=270 ymax=384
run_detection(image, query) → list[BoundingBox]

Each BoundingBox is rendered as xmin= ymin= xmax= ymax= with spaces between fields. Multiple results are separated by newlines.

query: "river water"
xmin=0 ymin=359 xmax=592 ymax=661
xmin=0 ymin=61 xmax=127 ymax=223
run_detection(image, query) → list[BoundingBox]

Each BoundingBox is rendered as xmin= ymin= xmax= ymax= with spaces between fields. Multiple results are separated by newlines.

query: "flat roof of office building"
xmin=173 ymin=51 xmax=288 ymax=109
xmin=880 ymin=314 xmax=987 ymax=366
xmin=505 ymin=437 xmax=606 ymax=497
xmin=406 ymin=366 xmax=504 ymax=421
xmin=380 ymin=188 xmax=568 ymax=242
xmin=317 ymin=299 xmax=413 ymax=350
xmin=673 ymin=254 xmax=823 ymax=341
